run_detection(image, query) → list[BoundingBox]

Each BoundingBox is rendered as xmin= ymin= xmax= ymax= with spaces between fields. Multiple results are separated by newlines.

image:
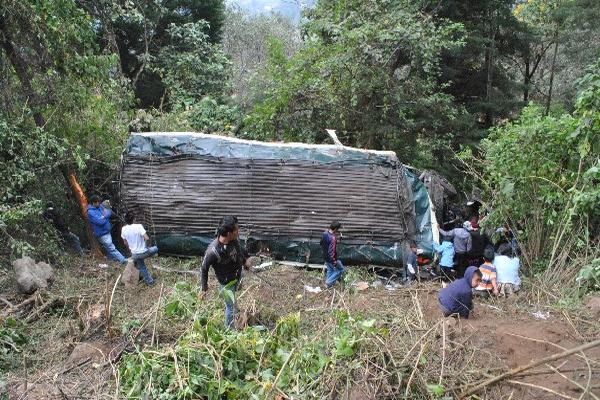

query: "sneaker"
xmin=146 ymin=280 xmax=155 ymax=287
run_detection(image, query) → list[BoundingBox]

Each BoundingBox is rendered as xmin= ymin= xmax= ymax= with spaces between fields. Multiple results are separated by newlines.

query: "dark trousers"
xmin=455 ymin=252 xmax=469 ymax=278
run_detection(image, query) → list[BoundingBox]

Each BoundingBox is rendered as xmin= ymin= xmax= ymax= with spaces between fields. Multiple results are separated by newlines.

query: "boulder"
xmin=67 ymin=340 xmax=111 ymax=366
xmin=12 ymin=256 xmax=54 ymax=295
xmin=585 ymin=296 xmax=600 ymax=318
xmin=122 ymin=259 xmax=139 ymax=288
xmin=12 ymin=382 xmax=62 ymax=400
xmin=246 ymin=256 xmax=263 ymax=267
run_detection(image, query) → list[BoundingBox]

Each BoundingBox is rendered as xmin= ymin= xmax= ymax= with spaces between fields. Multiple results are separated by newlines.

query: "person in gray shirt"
xmin=438 ymin=221 xmax=473 ymax=278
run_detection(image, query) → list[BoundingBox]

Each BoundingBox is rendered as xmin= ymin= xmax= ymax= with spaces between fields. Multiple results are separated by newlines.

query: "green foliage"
xmin=0 ymin=317 xmax=27 ymax=372
xmin=112 ymin=0 xmax=225 ymax=108
xmin=478 ymin=104 xmax=580 ymax=225
xmin=153 ymin=21 xmax=231 ymax=107
xmin=121 ymin=282 xmax=389 ymax=399
xmin=223 ymin=5 xmax=300 ymax=109
xmin=146 ymin=96 xmax=243 ymax=134
xmin=429 ymin=0 xmax=529 ymax=120
xmin=0 ymin=113 xmax=73 ymax=258
xmin=578 ymin=258 xmax=600 ymax=291
xmin=0 ymin=0 xmax=133 ymax=258
xmin=426 ymin=383 xmax=446 ymax=398
xmin=514 ymin=0 xmax=600 ymax=109
xmin=463 ymin=58 xmax=600 ymax=284
xmin=1 ymin=1 xmax=133 ymax=158
xmin=163 ymin=282 xmax=201 ymax=321
xmin=244 ymin=0 xmax=468 ymax=171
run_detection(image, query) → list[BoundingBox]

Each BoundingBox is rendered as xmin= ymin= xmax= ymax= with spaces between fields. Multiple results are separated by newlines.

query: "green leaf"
xmin=426 ymin=384 xmax=445 ymax=396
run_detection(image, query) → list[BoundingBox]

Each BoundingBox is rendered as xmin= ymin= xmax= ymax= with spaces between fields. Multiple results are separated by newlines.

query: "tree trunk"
xmin=524 ymin=41 xmax=554 ymax=104
xmin=545 ymin=40 xmax=559 ymax=116
xmin=74 ymin=0 xmax=123 ymax=76
xmin=523 ymin=58 xmax=530 ymax=103
xmin=484 ymin=10 xmax=497 ymax=127
xmin=0 ymin=17 xmax=102 ymax=256
xmin=61 ymin=167 xmax=103 ymax=256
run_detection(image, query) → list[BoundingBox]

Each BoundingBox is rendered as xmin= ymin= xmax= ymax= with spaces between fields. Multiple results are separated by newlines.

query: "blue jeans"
xmin=97 ymin=233 xmax=125 ymax=263
xmin=132 ymin=246 xmax=158 ymax=284
xmin=325 ymin=260 xmax=345 ymax=287
xmin=219 ymin=282 xmax=238 ymax=329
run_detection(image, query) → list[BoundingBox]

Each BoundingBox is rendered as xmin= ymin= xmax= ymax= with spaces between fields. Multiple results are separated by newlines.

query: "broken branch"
xmin=460 ymin=338 xmax=600 ymax=398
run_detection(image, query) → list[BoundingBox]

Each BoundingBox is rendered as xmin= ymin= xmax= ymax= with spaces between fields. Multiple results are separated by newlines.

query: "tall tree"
xmin=245 ymin=0 xmax=467 ymax=173
xmin=0 ymin=0 xmax=130 ymax=255
xmin=113 ymin=0 xmax=226 ymax=108
xmin=512 ymin=0 xmax=600 ymax=112
xmin=425 ymin=0 xmax=530 ymax=128
xmin=222 ymin=6 xmax=300 ymax=109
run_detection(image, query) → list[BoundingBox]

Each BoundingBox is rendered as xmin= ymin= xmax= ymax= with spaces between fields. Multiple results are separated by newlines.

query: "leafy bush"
xmin=460 ymin=58 xmax=600 ymax=289
xmin=120 ymin=283 xmax=389 ymax=399
xmin=0 ymin=114 xmax=72 ymax=259
xmin=0 ymin=317 xmax=27 ymax=372
xmin=578 ymin=258 xmax=600 ymax=291
xmin=163 ymin=282 xmax=202 ymax=321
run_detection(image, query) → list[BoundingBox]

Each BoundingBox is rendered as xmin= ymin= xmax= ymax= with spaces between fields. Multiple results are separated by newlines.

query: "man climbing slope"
xmin=198 ymin=216 xmax=250 ymax=328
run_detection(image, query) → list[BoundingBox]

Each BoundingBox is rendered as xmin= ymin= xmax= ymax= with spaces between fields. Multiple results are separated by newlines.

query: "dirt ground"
xmin=2 ymin=257 xmax=599 ymax=399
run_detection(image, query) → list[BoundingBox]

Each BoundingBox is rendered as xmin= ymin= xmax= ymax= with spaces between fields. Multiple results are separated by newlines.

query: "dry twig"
xmin=461 ymin=338 xmax=600 ymax=397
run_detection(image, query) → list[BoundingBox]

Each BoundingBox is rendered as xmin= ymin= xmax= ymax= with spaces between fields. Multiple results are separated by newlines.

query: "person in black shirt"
xmin=43 ymin=202 xmax=83 ymax=255
xmin=198 ymin=216 xmax=250 ymax=328
xmin=468 ymin=220 xmax=491 ymax=267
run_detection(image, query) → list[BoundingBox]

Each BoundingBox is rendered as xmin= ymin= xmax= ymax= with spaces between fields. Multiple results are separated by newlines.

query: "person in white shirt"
xmin=494 ymin=243 xmax=521 ymax=296
xmin=121 ymin=213 xmax=158 ymax=286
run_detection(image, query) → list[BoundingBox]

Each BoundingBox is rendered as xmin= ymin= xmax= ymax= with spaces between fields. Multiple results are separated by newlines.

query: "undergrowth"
xmin=119 ymin=282 xmax=404 ymax=399
xmin=0 ymin=317 xmax=27 ymax=372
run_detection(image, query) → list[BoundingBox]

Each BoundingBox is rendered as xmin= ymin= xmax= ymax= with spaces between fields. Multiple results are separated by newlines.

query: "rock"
xmin=12 ymin=256 xmax=54 ymax=295
xmin=67 ymin=340 xmax=111 ymax=366
xmin=12 ymin=382 xmax=62 ymax=400
xmin=122 ymin=259 xmax=139 ymax=288
xmin=343 ymin=385 xmax=376 ymax=400
xmin=585 ymin=296 xmax=600 ymax=318
xmin=246 ymin=256 xmax=263 ymax=267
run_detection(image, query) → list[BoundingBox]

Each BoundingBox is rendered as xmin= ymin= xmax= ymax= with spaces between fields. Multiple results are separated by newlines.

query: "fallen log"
xmin=460 ymin=338 xmax=600 ymax=398
xmin=0 ymin=296 xmax=15 ymax=308
xmin=25 ymin=297 xmax=66 ymax=323
xmin=278 ymin=261 xmax=325 ymax=270
xmin=1 ymin=295 xmax=37 ymax=317
xmin=153 ymin=265 xmax=196 ymax=275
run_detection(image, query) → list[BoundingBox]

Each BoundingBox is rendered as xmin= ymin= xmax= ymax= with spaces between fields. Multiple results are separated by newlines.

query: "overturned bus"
xmin=119 ymin=132 xmax=436 ymax=267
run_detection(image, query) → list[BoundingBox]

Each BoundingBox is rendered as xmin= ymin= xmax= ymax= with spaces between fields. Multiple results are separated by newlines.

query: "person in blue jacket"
xmin=320 ymin=221 xmax=345 ymax=288
xmin=87 ymin=195 xmax=125 ymax=263
xmin=438 ymin=266 xmax=482 ymax=319
xmin=433 ymin=235 xmax=455 ymax=280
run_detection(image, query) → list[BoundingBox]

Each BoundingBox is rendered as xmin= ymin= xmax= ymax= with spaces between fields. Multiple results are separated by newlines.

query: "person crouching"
xmin=473 ymin=247 xmax=499 ymax=298
xmin=438 ymin=266 xmax=482 ymax=319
